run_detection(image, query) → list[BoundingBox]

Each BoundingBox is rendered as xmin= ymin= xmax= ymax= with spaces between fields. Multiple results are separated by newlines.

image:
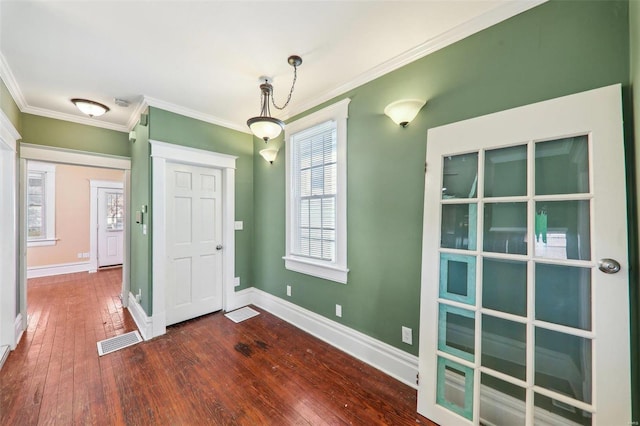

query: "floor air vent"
xmin=97 ymin=331 xmax=143 ymax=356
xmin=225 ymin=307 xmax=260 ymax=323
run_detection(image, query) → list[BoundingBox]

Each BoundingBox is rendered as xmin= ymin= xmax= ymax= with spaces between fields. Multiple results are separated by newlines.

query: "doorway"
xmin=19 ymin=144 xmax=131 ymax=331
xmin=90 ymin=181 xmax=125 ymax=271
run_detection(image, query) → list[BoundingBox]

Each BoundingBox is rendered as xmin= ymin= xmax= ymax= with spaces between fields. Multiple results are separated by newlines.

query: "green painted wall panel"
xmin=148 ymin=107 xmax=254 ymax=296
xmin=1 ymin=79 xmax=21 ymax=133
xmin=130 ymin=115 xmax=151 ymax=313
xmin=20 ymin=114 xmax=129 ymax=157
xmin=252 ymin=0 xmax=631 ymax=356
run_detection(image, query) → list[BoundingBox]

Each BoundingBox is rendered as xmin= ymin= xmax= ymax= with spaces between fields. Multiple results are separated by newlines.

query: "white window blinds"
xmin=292 ymin=120 xmax=337 ymax=261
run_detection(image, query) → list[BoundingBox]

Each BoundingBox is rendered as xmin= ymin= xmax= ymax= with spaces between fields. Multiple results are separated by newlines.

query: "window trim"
xmin=27 ymin=161 xmax=56 ymax=247
xmin=283 ymin=98 xmax=350 ymax=284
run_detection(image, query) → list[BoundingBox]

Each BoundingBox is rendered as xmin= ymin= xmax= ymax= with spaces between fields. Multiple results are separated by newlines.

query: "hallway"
xmin=0 ymin=270 xmax=433 ymax=425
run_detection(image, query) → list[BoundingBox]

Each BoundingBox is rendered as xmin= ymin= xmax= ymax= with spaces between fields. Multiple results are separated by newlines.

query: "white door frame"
xmin=19 ymin=144 xmax=132 ymax=311
xmin=89 ymin=180 xmax=124 ymax=273
xmin=150 ymin=140 xmax=237 ymax=339
xmin=0 ymin=111 xmax=19 ymax=362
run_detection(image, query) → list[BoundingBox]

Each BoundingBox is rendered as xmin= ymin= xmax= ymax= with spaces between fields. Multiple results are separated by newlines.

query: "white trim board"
xmin=26 ymin=261 xmax=91 ymax=279
xmin=245 ymin=288 xmax=419 ymax=389
xmin=14 ymin=313 xmax=24 ymax=348
xmin=127 ymin=292 xmax=156 ymax=341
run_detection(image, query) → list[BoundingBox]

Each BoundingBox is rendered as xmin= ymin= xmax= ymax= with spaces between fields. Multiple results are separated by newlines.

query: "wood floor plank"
xmin=0 ymin=268 xmax=437 ymax=425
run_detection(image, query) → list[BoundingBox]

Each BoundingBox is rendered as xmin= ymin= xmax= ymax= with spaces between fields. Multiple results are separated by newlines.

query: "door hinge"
xmin=424 ymin=162 xmax=427 ymax=173
xmin=416 ymin=373 xmax=419 ymax=385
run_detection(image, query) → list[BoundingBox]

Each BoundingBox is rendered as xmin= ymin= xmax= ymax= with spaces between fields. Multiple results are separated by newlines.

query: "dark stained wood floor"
xmin=0 ymin=269 xmax=436 ymax=425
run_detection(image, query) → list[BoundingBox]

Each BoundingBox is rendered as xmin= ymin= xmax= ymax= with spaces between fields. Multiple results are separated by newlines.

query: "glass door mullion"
xmin=525 ymin=139 xmax=535 ymax=426
xmin=472 ymin=148 xmax=485 ymax=425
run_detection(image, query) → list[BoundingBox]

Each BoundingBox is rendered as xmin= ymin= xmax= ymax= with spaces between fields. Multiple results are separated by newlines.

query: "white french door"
xmin=418 ymin=85 xmax=631 ymax=425
xmin=165 ymin=162 xmax=223 ymax=326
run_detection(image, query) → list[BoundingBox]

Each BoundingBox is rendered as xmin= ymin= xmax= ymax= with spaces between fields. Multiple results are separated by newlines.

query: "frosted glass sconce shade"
xmin=259 ymin=148 xmax=279 ymax=164
xmin=384 ymin=99 xmax=426 ymax=127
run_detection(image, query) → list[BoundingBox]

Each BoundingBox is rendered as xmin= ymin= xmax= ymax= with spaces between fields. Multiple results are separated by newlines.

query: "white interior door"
xmin=418 ymin=85 xmax=631 ymax=425
xmin=166 ymin=162 xmax=223 ymax=326
xmin=97 ymin=187 xmax=124 ymax=267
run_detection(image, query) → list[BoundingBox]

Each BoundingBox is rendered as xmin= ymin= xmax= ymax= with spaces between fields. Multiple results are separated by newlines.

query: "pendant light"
xmin=247 ymin=55 xmax=302 ymax=142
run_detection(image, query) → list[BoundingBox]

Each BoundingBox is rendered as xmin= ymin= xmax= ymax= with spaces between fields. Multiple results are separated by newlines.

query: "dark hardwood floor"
xmin=0 ymin=269 xmax=436 ymax=425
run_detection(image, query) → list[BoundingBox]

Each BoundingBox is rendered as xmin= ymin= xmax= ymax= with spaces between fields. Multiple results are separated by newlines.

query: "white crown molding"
xmin=127 ymin=98 xmax=149 ymax=131
xmin=0 ymin=52 xmax=27 ymax=110
xmin=144 ymin=96 xmax=250 ymax=134
xmin=21 ymin=105 xmax=129 ymax=132
xmin=1 ymin=0 xmax=545 ymax=135
xmin=281 ymin=0 xmax=548 ymax=121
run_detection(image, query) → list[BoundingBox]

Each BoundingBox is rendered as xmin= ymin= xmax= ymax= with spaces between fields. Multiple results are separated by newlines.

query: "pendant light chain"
xmin=271 ymin=63 xmax=298 ymax=111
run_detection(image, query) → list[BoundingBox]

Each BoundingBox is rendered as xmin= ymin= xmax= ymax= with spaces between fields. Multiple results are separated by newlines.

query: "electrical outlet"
xmin=234 ymin=277 xmax=240 ymax=287
xmin=77 ymin=253 xmax=83 ymax=259
xmin=286 ymin=285 xmax=291 ymax=297
xmin=402 ymin=326 xmax=413 ymax=345
xmin=335 ymin=304 xmax=342 ymax=318
xmin=83 ymin=252 xmax=90 ymax=258
xmin=234 ymin=221 xmax=244 ymax=230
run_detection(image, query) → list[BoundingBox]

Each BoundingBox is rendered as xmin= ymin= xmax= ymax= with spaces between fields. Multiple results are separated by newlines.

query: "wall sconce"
xmin=384 ymin=99 xmax=426 ymax=127
xmin=259 ymin=148 xmax=279 ymax=164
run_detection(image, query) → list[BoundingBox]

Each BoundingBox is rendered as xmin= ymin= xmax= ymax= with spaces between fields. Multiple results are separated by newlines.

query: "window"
xmin=27 ymin=161 xmax=56 ymax=246
xmin=284 ymin=99 xmax=350 ymax=283
xmin=106 ymin=192 xmax=124 ymax=231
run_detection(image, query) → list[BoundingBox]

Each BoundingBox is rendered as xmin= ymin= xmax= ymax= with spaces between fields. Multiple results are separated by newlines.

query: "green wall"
xmin=1 ymin=79 xmax=21 ymax=133
xmin=130 ymin=114 xmax=151 ymax=313
xmin=20 ymin=114 xmax=130 ymax=157
xmin=130 ymin=107 xmax=254 ymax=314
xmin=252 ymin=0 xmax=631 ymax=356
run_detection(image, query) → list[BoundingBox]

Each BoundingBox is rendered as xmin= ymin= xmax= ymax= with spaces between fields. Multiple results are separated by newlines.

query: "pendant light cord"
xmin=271 ymin=63 xmax=298 ymax=111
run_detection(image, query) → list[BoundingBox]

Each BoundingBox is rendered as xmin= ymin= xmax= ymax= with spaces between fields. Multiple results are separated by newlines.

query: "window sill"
xmin=27 ymin=238 xmax=57 ymax=247
xmin=283 ymin=256 xmax=349 ymax=284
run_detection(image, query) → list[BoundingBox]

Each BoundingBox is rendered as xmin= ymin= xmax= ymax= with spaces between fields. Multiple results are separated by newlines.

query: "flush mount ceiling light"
xmin=384 ymin=99 xmax=426 ymax=127
xmin=247 ymin=55 xmax=302 ymax=142
xmin=71 ymin=98 xmax=110 ymax=117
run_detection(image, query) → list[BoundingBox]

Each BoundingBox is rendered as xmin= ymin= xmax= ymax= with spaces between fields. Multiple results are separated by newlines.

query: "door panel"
xmin=166 ymin=162 xmax=223 ymax=326
xmin=97 ymin=188 xmax=124 ymax=267
xmin=418 ymin=85 xmax=630 ymax=425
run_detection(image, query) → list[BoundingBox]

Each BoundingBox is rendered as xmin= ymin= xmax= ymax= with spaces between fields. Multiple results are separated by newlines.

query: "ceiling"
xmin=0 ymin=1 xmax=542 ymax=134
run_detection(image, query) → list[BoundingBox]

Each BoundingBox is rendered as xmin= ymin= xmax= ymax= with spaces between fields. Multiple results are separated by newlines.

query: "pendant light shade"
xmin=71 ymin=98 xmax=110 ymax=117
xmin=384 ymin=99 xmax=426 ymax=127
xmin=247 ymin=116 xmax=284 ymax=142
xmin=247 ymin=55 xmax=302 ymax=142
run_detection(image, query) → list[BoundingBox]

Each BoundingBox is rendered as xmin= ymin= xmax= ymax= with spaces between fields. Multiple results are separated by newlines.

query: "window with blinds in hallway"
xmin=284 ymin=99 xmax=350 ymax=284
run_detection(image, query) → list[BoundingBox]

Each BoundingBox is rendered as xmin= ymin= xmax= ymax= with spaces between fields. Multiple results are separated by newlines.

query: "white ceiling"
xmin=0 ymin=1 xmax=542 ymax=133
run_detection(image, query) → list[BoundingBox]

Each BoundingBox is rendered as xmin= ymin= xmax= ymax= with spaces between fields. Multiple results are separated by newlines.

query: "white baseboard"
xmin=127 ymin=292 xmax=166 ymax=340
xmin=27 ymin=261 xmax=91 ymax=278
xmin=13 ymin=313 xmax=24 ymax=349
xmin=226 ymin=287 xmax=253 ymax=312
xmin=0 ymin=345 xmax=8 ymax=370
xmin=127 ymin=292 xmax=153 ymax=341
xmin=247 ymin=288 xmax=419 ymax=389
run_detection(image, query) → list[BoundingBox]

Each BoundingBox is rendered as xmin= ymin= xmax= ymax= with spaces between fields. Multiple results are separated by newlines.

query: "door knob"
xmin=598 ymin=258 xmax=620 ymax=274
xmin=216 ymin=245 xmax=223 ymax=250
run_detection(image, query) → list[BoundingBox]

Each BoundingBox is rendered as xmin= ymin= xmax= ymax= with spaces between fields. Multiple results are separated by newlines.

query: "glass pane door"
xmin=418 ymin=85 xmax=631 ymax=426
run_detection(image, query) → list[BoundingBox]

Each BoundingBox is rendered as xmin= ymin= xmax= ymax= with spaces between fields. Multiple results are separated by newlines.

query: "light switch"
xmin=234 ymin=221 xmax=243 ymax=230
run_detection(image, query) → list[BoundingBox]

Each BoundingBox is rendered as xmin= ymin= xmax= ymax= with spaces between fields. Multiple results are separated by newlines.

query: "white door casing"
xmin=0 ymin=111 xmax=19 ymax=357
xmin=97 ymin=187 xmax=124 ymax=267
xmin=165 ymin=163 xmax=223 ymax=325
xmin=151 ymin=140 xmax=237 ymax=338
xmin=418 ymin=85 xmax=631 ymax=425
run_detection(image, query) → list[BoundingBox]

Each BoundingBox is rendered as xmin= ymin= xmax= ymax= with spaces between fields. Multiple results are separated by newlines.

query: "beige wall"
xmin=27 ymin=164 xmax=124 ymax=267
